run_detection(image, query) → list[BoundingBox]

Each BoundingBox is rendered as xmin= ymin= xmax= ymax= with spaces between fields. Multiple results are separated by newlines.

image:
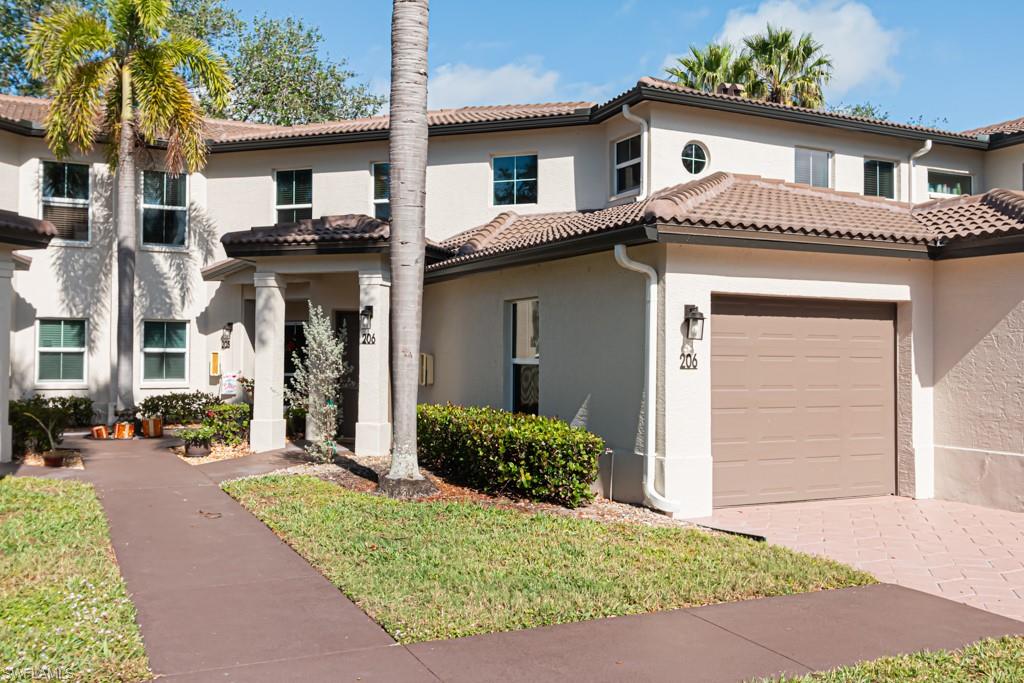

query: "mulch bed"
xmin=172 ymin=442 xmax=253 ymax=466
xmin=16 ymin=449 xmax=85 ymax=470
xmin=273 ymin=451 xmax=691 ymax=529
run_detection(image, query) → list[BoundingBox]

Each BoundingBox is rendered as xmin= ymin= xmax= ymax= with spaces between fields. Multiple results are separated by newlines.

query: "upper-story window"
xmin=41 ymin=161 xmax=90 ymax=242
xmin=928 ymin=170 xmax=972 ymax=197
xmin=142 ymin=171 xmax=187 ymax=247
xmin=864 ymin=160 xmax=895 ymax=199
xmin=493 ymin=155 xmax=537 ymax=205
xmin=372 ymin=162 xmax=390 ymax=220
xmin=681 ymin=142 xmax=708 ymax=174
xmin=614 ymin=135 xmax=642 ymax=195
xmin=795 ymin=147 xmax=831 ymax=188
xmin=275 ymin=169 xmax=313 ymax=223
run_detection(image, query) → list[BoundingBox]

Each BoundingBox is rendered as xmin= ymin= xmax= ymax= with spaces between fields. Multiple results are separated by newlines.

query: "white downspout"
xmin=908 ymin=139 xmax=932 ymax=204
xmin=613 ymin=244 xmax=679 ymax=513
xmin=621 ymin=104 xmax=650 ymax=200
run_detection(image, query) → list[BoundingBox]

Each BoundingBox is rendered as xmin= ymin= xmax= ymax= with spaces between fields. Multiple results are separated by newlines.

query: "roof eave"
xmin=988 ymin=131 xmax=1024 ymax=150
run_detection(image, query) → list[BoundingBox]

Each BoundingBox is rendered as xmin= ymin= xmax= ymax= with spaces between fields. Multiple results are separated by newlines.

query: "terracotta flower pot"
xmin=42 ymin=451 xmax=65 ymax=468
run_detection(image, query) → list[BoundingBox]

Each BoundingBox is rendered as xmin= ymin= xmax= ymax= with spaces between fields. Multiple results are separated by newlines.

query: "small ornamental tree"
xmin=284 ymin=303 xmax=347 ymax=462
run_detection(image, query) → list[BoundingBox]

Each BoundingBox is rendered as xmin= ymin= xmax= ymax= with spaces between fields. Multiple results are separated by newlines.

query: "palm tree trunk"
xmin=381 ymin=0 xmax=434 ymax=495
xmin=115 ymin=63 xmax=136 ymax=411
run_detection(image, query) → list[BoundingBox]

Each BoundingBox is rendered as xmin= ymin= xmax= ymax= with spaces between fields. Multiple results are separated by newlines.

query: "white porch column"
xmin=355 ymin=270 xmax=391 ymax=456
xmin=0 ymin=256 xmax=13 ymax=462
xmin=250 ymin=272 xmax=287 ymax=452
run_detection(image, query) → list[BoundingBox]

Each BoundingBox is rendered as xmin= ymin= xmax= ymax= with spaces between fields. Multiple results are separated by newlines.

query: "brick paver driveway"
xmin=695 ymin=496 xmax=1024 ymax=622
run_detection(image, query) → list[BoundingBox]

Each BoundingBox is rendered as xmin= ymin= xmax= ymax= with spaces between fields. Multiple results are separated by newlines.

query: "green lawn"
xmin=224 ymin=474 xmax=874 ymax=643
xmin=0 ymin=477 xmax=150 ymax=682
xmin=768 ymin=636 xmax=1024 ymax=682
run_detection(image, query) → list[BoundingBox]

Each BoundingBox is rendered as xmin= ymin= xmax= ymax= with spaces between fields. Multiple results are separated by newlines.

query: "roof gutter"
xmin=908 ymin=139 xmax=933 ymax=204
xmin=620 ymin=104 xmax=650 ymax=200
xmin=612 ymin=244 xmax=680 ymax=515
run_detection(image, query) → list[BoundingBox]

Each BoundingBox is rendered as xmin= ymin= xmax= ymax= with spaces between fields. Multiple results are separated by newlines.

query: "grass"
xmin=0 ymin=477 xmax=150 ymax=682
xmin=223 ymin=474 xmax=875 ymax=643
xmin=766 ymin=636 xmax=1024 ymax=682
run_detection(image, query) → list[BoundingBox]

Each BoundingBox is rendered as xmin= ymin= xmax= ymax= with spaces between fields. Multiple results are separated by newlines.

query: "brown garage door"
xmin=711 ymin=295 xmax=896 ymax=507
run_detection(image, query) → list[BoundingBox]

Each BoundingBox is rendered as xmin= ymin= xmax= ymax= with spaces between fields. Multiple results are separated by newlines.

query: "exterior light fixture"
xmin=359 ymin=305 xmax=374 ymax=332
xmin=684 ymin=305 xmax=705 ymax=341
xmin=220 ymin=322 xmax=234 ymax=350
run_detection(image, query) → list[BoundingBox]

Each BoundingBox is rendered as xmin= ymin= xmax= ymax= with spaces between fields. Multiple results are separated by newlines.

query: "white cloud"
xmin=716 ymin=0 xmax=901 ymax=96
xmin=428 ymin=59 xmax=616 ymax=109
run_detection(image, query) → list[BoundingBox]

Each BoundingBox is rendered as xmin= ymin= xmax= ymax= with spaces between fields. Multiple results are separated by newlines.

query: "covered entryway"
xmin=711 ymin=295 xmax=896 ymax=507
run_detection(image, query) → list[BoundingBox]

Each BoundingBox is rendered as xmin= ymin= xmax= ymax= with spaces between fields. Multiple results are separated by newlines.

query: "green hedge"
xmin=203 ymin=403 xmax=250 ymax=446
xmin=138 ymin=391 xmax=219 ymax=424
xmin=417 ymin=404 xmax=602 ymax=508
xmin=10 ymin=397 xmax=68 ymax=455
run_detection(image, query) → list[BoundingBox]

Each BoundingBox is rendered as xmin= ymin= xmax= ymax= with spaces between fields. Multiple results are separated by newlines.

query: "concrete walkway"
xmin=5 ymin=441 xmax=1023 ymax=681
xmin=695 ymin=495 xmax=1024 ymax=622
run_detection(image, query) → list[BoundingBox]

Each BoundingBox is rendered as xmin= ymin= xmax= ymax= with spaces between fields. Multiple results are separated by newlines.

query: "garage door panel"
xmin=711 ymin=296 xmax=896 ymax=507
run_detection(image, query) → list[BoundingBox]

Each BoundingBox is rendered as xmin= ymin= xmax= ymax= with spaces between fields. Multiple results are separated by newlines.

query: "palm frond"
xmin=160 ymin=35 xmax=232 ymax=110
xmin=45 ymin=56 xmax=117 ymax=158
xmin=25 ymin=6 xmax=114 ymax=89
xmin=133 ymin=0 xmax=171 ymax=38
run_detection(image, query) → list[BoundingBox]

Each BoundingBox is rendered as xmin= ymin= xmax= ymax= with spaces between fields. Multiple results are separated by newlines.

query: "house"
xmin=1 ymin=78 xmax=1023 ymax=518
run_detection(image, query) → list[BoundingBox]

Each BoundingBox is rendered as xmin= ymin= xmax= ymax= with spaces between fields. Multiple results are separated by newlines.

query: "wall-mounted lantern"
xmin=220 ymin=322 xmax=234 ymax=350
xmin=684 ymin=305 xmax=705 ymax=341
xmin=359 ymin=305 xmax=374 ymax=332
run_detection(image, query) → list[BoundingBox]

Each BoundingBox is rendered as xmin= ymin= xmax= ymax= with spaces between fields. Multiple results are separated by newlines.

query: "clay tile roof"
xmin=914 ymin=189 xmax=1024 ymax=241
xmin=0 ymin=93 xmax=48 ymax=127
xmin=0 ymin=209 xmax=57 ymax=248
xmin=635 ymin=77 xmax=979 ymax=141
xmin=961 ymin=115 xmax=1024 ymax=137
xmin=221 ymin=214 xmax=390 ymax=250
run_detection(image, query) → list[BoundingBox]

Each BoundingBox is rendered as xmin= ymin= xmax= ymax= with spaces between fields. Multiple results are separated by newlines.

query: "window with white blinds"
xmin=276 ymin=169 xmax=313 ymax=223
xmin=372 ymin=163 xmax=390 ymax=220
xmin=795 ymin=147 xmax=831 ymax=188
xmin=41 ymin=161 xmax=90 ymax=242
xmin=37 ymin=319 xmax=86 ymax=383
xmin=864 ymin=160 xmax=896 ymax=199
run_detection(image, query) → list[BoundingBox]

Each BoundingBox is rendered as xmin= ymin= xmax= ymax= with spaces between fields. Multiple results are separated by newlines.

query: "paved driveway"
xmin=694 ymin=496 xmax=1024 ymax=622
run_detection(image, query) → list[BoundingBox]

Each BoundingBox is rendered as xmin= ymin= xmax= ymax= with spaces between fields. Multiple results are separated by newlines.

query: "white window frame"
xmin=927 ymin=167 xmax=974 ymax=198
xmin=39 ymin=159 xmax=92 ymax=246
xmin=794 ymin=146 xmax=833 ymax=188
xmin=507 ymin=298 xmax=540 ymax=414
xmin=141 ymin=320 xmax=189 ymax=388
xmin=681 ymin=141 xmax=710 ymax=175
xmin=371 ymin=162 xmax=390 ymax=220
xmin=863 ymin=158 xmax=899 ymax=200
xmin=140 ymin=170 xmax=189 ymax=251
xmin=35 ymin=318 xmax=88 ymax=388
xmin=274 ymin=168 xmax=313 ymax=223
xmin=490 ymin=153 xmax=539 ymax=208
xmin=612 ymin=134 xmax=642 ymax=198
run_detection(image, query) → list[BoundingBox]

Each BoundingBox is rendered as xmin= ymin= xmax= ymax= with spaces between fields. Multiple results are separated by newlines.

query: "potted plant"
xmin=22 ymin=404 xmax=71 ymax=467
xmin=178 ymin=426 xmax=215 ymax=456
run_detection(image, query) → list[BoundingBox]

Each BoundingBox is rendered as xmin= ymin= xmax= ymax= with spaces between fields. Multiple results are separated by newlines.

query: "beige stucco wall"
xmin=660 ymin=244 xmax=935 ymax=517
xmin=983 ymin=144 xmax=1024 ymax=191
xmin=933 ymin=253 xmax=1024 ymax=511
xmin=420 ymin=248 xmax=655 ymax=503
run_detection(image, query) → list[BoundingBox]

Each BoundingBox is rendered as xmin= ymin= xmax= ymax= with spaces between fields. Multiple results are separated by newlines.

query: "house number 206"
xmin=680 ymin=353 xmax=698 ymax=370
xmin=361 ymin=332 xmax=376 ymax=345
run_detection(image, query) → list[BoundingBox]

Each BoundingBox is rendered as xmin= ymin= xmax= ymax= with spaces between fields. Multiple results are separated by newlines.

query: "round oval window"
xmin=682 ymin=143 xmax=708 ymax=174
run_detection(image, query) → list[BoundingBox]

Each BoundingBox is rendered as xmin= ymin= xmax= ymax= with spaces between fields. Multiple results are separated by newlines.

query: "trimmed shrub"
xmin=10 ymin=396 xmax=68 ymax=455
xmin=45 ymin=395 xmax=95 ymax=426
xmin=138 ymin=391 xmax=219 ymax=425
xmin=202 ymin=403 xmax=250 ymax=446
xmin=417 ymin=403 xmax=603 ymax=508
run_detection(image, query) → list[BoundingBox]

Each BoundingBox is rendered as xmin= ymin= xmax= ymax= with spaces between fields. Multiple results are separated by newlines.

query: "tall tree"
xmin=26 ymin=0 xmax=230 ymax=410
xmin=380 ymin=0 xmax=434 ymax=497
xmin=210 ymin=15 xmax=384 ymax=126
xmin=666 ymin=42 xmax=753 ymax=94
xmin=742 ymin=25 xmax=832 ymax=108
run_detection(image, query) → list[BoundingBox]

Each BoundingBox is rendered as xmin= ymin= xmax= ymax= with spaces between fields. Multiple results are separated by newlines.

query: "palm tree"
xmin=666 ymin=42 xmax=753 ymax=93
xmin=380 ymin=0 xmax=434 ymax=496
xmin=742 ymin=25 xmax=832 ymax=108
xmin=25 ymin=0 xmax=230 ymax=411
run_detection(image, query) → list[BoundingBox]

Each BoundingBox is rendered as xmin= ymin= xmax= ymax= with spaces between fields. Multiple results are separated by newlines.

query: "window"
xmin=928 ymin=170 xmax=972 ymax=196
xmin=142 ymin=321 xmax=187 ymax=382
xmin=284 ymin=321 xmax=306 ymax=385
xmin=492 ymin=155 xmax=537 ymax=205
xmin=372 ymin=163 xmax=390 ymax=220
xmin=276 ymin=169 xmax=313 ymax=223
xmin=37 ymin=319 xmax=85 ymax=383
xmin=41 ymin=161 xmax=90 ymax=242
xmin=614 ymin=135 xmax=642 ymax=195
xmin=795 ymin=147 xmax=831 ymax=188
xmin=864 ymin=160 xmax=896 ymax=199
xmin=509 ymin=299 xmax=539 ymax=415
xmin=681 ymin=142 xmax=708 ymax=174
xmin=142 ymin=171 xmax=187 ymax=247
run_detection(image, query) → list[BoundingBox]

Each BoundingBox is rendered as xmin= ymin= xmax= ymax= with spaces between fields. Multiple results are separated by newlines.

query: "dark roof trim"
xmin=425 ymin=224 xmax=653 ymax=282
xmin=208 ymin=110 xmax=593 ymax=153
xmin=988 ymin=132 xmax=1024 ymax=150
xmin=931 ymin=232 xmax=1024 ymax=260
xmin=0 ymin=117 xmax=43 ymax=137
xmin=656 ymin=224 xmax=932 ymax=259
xmin=591 ymin=85 xmax=990 ymax=150
xmin=223 ymin=239 xmax=451 ymax=263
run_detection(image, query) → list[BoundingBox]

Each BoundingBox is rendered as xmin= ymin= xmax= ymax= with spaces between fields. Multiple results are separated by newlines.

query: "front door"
xmin=335 ymin=311 xmax=360 ymax=440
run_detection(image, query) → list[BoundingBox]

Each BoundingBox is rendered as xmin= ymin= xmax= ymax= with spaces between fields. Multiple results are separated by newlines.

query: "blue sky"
xmin=236 ymin=0 xmax=1022 ymax=132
